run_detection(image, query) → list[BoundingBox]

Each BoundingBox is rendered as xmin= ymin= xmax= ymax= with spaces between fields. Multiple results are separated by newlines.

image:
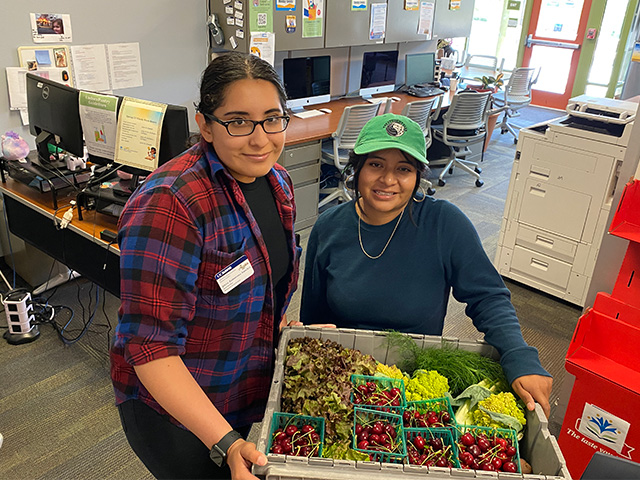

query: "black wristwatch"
xmin=209 ymin=429 xmax=244 ymax=467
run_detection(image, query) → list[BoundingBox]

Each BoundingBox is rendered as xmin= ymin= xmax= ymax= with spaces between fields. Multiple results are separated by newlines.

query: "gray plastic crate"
xmin=254 ymin=327 xmax=571 ymax=480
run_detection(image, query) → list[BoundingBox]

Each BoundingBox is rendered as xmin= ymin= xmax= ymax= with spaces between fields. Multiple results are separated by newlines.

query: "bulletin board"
xmin=17 ymin=45 xmax=73 ymax=86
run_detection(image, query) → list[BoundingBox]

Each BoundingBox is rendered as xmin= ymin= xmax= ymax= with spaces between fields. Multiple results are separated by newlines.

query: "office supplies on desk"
xmin=405 ymin=85 xmax=446 ymax=98
xmin=293 ymin=109 xmax=325 ymax=119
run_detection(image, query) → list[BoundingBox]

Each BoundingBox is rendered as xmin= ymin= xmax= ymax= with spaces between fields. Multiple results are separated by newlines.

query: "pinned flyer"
xmin=115 ymin=97 xmax=166 ymax=172
xmin=418 ymin=1 xmax=434 ymax=38
xmin=369 ymin=3 xmax=387 ymax=40
xmin=249 ymin=32 xmax=275 ymax=66
xmin=351 ymin=0 xmax=367 ymax=10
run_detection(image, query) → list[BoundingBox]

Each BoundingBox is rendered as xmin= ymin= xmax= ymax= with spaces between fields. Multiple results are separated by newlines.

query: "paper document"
xmin=107 ymin=43 xmax=143 ymax=90
xmin=71 ymin=45 xmax=111 ymax=92
xmin=115 ymin=97 xmax=166 ymax=172
xmin=79 ymin=91 xmax=119 ymax=160
xmin=6 ymin=67 xmax=29 ymax=110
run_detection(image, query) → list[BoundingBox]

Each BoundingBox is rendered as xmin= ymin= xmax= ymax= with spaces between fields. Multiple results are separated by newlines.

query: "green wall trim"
xmin=606 ymin=0 xmax=640 ymax=97
xmin=516 ymin=0 xmax=535 ymax=66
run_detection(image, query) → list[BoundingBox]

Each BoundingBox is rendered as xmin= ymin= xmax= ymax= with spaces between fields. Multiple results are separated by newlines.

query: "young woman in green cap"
xmin=300 ymin=113 xmax=553 ymax=419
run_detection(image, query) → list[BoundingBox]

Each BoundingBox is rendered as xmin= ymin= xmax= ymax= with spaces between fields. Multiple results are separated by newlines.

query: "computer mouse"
xmin=320 ymin=108 xmax=332 ymax=114
xmin=391 ymin=96 xmax=401 ymax=102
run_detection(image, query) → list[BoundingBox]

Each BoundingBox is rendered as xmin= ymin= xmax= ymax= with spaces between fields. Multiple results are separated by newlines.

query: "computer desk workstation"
xmin=0 ymin=91 xmax=447 ymax=299
xmin=0 ymin=169 xmax=121 ymax=297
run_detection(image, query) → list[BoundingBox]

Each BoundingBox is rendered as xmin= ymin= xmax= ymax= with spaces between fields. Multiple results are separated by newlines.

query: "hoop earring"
xmin=413 ymin=185 xmax=426 ymax=203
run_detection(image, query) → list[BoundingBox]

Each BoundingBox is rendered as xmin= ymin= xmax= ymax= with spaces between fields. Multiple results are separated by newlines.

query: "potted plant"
xmin=470 ymin=73 xmax=504 ymax=93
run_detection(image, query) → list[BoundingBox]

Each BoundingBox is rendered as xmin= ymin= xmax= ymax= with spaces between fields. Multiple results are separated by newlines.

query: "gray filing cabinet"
xmin=278 ymin=140 xmax=321 ymax=231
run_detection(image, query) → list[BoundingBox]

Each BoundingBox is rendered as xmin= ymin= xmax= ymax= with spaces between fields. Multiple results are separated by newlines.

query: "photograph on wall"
xmin=30 ymin=13 xmax=73 ymax=43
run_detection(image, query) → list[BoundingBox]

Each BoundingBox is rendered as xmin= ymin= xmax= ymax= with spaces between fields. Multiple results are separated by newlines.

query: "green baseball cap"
xmin=353 ymin=113 xmax=427 ymax=164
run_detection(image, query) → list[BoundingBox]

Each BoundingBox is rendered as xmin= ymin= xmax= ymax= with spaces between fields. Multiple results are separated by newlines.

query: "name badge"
xmin=215 ymin=255 xmax=254 ymax=294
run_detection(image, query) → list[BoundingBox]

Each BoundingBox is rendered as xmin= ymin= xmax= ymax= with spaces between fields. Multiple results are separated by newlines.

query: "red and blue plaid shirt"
xmin=110 ymin=139 xmax=300 ymax=430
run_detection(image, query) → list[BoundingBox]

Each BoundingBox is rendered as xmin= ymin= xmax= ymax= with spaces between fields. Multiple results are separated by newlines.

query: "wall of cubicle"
xmin=209 ymin=0 xmax=475 ymax=98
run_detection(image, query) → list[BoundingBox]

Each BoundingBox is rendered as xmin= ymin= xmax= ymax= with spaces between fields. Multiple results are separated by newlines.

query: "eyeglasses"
xmin=203 ymin=113 xmax=290 ymax=137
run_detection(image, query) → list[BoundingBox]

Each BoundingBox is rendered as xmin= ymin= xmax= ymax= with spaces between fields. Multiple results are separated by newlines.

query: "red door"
xmin=522 ymin=0 xmax=592 ymax=109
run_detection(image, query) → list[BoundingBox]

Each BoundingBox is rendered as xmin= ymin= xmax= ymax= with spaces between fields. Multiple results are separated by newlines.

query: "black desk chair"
xmin=429 ymin=90 xmax=491 ymax=187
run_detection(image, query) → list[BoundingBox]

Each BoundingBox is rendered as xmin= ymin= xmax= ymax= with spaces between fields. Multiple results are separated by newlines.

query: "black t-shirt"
xmin=238 ymin=176 xmax=291 ymax=324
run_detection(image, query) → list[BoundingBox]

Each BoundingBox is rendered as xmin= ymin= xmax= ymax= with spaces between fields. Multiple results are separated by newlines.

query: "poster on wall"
xmin=276 ymin=0 xmax=296 ymax=11
xmin=449 ymin=0 xmax=460 ymax=10
xmin=30 ymin=13 xmax=72 ymax=43
xmin=417 ymin=1 xmax=434 ymax=38
xmin=369 ymin=3 xmax=387 ymax=41
xmin=250 ymin=32 xmax=275 ymax=65
xmin=405 ymin=0 xmax=419 ymax=11
xmin=351 ymin=0 xmax=367 ymax=10
xmin=250 ymin=0 xmax=274 ymax=32
xmin=632 ymin=42 xmax=640 ymax=62
xmin=302 ymin=0 xmax=323 ymax=38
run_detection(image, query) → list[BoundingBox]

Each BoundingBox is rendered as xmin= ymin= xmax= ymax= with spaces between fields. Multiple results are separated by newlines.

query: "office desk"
xmin=0 ymin=176 xmax=121 ymax=297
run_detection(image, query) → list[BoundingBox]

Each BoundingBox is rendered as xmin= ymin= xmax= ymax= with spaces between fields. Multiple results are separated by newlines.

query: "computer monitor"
xmin=359 ymin=50 xmax=399 ymax=99
xmin=405 ymin=53 xmax=436 ymax=87
xmin=88 ymin=98 xmax=190 ymax=179
xmin=26 ymin=72 xmax=84 ymax=163
xmin=283 ymin=55 xmax=331 ymax=112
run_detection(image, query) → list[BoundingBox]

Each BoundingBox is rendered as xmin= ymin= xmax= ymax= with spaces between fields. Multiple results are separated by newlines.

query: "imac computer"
xmin=26 ymin=72 xmax=84 ymax=164
xmin=405 ymin=53 xmax=436 ymax=87
xmin=283 ymin=55 xmax=331 ymax=112
xmin=359 ymin=50 xmax=399 ymax=99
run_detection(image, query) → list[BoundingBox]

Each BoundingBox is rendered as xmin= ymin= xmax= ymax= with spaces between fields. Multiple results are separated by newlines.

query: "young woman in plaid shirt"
xmin=110 ymin=52 xmax=300 ymax=480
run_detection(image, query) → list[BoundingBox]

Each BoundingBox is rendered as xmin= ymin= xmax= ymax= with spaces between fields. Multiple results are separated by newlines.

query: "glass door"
xmin=522 ymin=0 xmax=593 ymax=109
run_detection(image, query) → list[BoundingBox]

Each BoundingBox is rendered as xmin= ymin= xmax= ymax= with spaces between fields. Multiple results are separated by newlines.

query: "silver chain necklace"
xmin=358 ymin=207 xmax=405 ymax=260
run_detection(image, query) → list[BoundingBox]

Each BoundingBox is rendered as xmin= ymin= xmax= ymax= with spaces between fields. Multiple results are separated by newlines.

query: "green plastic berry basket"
xmin=454 ymin=424 xmax=521 ymax=473
xmin=267 ymin=412 xmax=325 ymax=458
xmin=404 ymin=427 xmax=460 ymax=468
xmin=350 ymin=374 xmax=406 ymax=414
xmin=404 ymin=396 xmax=456 ymax=429
xmin=352 ymin=406 xmax=406 ymax=464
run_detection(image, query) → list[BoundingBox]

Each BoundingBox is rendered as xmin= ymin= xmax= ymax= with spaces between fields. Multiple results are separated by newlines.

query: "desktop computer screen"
xmin=26 ymin=72 xmax=85 ymax=163
xmin=405 ymin=52 xmax=436 ymax=87
xmin=359 ymin=50 xmax=399 ymax=98
xmin=283 ymin=55 xmax=331 ymax=112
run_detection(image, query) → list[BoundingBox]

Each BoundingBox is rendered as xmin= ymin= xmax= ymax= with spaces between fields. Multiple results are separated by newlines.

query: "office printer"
xmin=529 ymin=95 xmax=637 ymax=146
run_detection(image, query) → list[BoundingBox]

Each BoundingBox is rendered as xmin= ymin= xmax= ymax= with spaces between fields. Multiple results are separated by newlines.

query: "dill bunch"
xmin=385 ymin=331 xmax=509 ymax=396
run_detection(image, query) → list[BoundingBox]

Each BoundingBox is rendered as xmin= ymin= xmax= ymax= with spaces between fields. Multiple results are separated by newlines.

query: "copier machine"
xmin=494 ymin=95 xmax=637 ymax=306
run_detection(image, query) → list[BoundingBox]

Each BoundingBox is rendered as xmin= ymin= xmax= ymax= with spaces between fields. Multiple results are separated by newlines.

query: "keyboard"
xmin=293 ymin=109 xmax=325 ymax=119
xmin=365 ymin=97 xmax=389 ymax=104
xmin=405 ymin=85 xmax=446 ymax=98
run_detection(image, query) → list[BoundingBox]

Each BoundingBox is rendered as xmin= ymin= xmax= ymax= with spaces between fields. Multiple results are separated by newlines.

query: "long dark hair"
xmin=345 ymin=150 xmax=427 ymax=223
xmin=196 ymin=52 xmax=287 ymax=117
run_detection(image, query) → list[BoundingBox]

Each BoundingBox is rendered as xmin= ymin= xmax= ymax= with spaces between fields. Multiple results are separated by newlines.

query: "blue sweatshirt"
xmin=300 ymin=197 xmax=550 ymax=384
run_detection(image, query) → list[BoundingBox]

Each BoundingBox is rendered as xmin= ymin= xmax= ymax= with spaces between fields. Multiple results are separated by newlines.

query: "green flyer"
xmin=250 ymin=0 xmax=274 ymax=32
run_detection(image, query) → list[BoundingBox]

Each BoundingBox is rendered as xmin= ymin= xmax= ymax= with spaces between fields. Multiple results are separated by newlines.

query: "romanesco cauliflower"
xmin=404 ymin=369 xmax=449 ymax=401
xmin=471 ymin=392 xmax=526 ymax=428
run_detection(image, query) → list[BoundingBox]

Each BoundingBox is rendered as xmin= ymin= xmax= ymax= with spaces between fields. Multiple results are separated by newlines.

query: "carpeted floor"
xmin=0 ymin=104 xmax=581 ymax=479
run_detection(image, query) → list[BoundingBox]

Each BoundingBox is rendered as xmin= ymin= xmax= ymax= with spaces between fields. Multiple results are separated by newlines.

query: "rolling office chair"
xmin=464 ymin=54 xmax=505 ymax=73
xmin=429 ymin=90 xmax=491 ymax=187
xmin=492 ymin=67 xmax=539 ymax=144
xmin=400 ymin=96 xmax=444 ymax=195
xmin=319 ymin=102 xmax=382 ymax=208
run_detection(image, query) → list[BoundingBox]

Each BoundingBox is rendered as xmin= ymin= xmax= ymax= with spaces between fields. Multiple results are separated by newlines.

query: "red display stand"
xmin=558 ymin=179 xmax=640 ymax=478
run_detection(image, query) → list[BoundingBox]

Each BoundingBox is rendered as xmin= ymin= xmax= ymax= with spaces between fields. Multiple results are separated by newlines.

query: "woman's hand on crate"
xmin=227 ymin=438 xmax=267 ymax=480
xmin=511 ymin=374 xmax=553 ymax=418
xmin=279 ymin=314 xmax=336 ymax=331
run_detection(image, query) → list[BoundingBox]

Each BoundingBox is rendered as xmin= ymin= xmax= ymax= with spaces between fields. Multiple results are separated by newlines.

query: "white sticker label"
xmin=577 ymin=403 xmax=631 ymax=454
xmin=215 ymin=255 xmax=254 ymax=294
xmin=229 ymin=36 xmax=238 ymax=49
xmin=225 ymin=6 xmax=234 ymax=14
xmin=236 ymin=29 xmax=245 ymax=39
xmin=227 ymin=16 xmax=235 ymax=25
xmin=235 ymin=18 xmax=244 ymax=27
